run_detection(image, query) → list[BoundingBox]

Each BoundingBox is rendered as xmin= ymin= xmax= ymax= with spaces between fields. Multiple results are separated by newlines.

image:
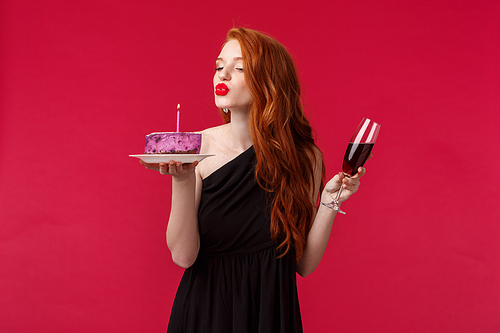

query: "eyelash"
xmin=214 ymin=67 xmax=244 ymax=72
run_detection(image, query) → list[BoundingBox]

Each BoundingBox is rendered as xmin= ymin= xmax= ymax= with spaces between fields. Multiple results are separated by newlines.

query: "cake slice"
xmin=144 ymin=132 xmax=201 ymax=154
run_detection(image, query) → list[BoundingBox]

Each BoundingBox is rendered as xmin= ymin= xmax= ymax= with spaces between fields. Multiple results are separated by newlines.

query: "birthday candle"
xmin=176 ymin=104 xmax=180 ymax=132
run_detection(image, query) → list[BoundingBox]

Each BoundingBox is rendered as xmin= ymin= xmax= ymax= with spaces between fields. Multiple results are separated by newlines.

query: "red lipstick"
xmin=215 ymin=83 xmax=229 ymax=96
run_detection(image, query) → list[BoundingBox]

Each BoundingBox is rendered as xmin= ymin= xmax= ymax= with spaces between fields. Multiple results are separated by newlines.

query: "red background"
xmin=1 ymin=1 xmax=499 ymax=332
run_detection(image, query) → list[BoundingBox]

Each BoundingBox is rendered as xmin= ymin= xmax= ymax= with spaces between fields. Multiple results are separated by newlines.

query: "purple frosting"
xmin=145 ymin=132 xmax=201 ymax=154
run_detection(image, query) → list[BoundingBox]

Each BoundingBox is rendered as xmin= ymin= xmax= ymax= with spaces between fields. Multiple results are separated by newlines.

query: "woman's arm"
xmin=140 ymin=160 xmax=202 ymax=269
xmin=296 ymin=152 xmax=366 ymax=277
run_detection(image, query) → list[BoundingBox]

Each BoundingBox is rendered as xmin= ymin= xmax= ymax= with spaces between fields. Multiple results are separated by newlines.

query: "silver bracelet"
xmin=320 ymin=201 xmax=336 ymax=209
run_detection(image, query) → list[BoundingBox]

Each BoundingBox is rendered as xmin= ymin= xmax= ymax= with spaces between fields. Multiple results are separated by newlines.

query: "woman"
xmin=141 ymin=28 xmax=367 ymax=332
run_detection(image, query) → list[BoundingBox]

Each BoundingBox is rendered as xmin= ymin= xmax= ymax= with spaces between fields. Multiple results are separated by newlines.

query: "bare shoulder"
xmin=198 ymin=124 xmax=229 ymax=155
xmin=196 ymin=124 xmax=230 ymax=179
xmin=309 ymin=145 xmax=324 ymax=167
xmin=308 ymin=145 xmax=324 ymax=185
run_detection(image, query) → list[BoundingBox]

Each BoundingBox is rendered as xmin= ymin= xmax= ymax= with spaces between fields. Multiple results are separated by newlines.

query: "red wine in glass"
xmin=342 ymin=142 xmax=375 ymax=176
xmin=329 ymin=118 xmax=381 ymax=214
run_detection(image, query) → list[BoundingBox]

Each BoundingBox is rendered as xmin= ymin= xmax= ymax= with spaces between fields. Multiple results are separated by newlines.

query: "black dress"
xmin=167 ymin=146 xmax=303 ymax=333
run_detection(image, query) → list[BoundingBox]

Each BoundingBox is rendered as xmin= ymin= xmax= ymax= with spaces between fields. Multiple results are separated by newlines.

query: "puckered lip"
xmin=215 ymin=83 xmax=229 ymax=96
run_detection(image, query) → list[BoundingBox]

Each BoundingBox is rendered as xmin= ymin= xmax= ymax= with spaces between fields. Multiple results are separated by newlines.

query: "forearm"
xmin=166 ymin=175 xmax=200 ymax=268
xmin=297 ymin=168 xmax=365 ymax=277
xmin=297 ymin=203 xmax=337 ymax=277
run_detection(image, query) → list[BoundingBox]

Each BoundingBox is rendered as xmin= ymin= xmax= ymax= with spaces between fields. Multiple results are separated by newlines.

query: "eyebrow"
xmin=216 ymin=57 xmax=243 ymax=61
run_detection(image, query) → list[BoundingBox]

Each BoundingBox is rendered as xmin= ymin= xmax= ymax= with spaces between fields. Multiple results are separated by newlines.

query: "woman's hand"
xmin=321 ymin=152 xmax=373 ymax=205
xmin=139 ymin=160 xmax=199 ymax=180
xmin=321 ymin=166 xmax=366 ymax=205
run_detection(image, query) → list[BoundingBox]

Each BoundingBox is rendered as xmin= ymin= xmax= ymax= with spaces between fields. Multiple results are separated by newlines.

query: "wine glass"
xmin=329 ymin=117 xmax=381 ymax=214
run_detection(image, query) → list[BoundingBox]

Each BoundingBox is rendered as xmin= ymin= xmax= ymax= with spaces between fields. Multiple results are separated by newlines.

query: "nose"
xmin=218 ymin=68 xmax=231 ymax=81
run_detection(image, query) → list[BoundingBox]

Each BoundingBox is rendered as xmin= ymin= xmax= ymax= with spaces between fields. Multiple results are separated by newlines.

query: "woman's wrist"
xmin=320 ymin=200 xmax=337 ymax=209
xmin=320 ymin=191 xmax=334 ymax=205
xmin=320 ymin=189 xmax=342 ymax=209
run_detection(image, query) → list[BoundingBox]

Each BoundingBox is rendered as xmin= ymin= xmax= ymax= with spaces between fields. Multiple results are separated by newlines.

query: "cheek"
xmin=243 ymin=84 xmax=252 ymax=99
xmin=241 ymin=79 xmax=252 ymax=97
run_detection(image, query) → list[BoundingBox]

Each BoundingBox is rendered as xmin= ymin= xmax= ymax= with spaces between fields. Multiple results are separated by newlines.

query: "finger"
xmin=338 ymin=172 xmax=345 ymax=181
xmin=140 ymin=160 xmax=158 ymax=171
xmin=346 ymin=178 xmax=360 ymax=188
xmin=159 ymin=162 xmax=168 ymax=175
xmin=168 ymin=161 xmax=176 ymax=174
xmin=337 ymin=172 xmax=348 ymax=189
xmin=183 ymin=160 xmax=199 ymax=172
xmin=351 ymin=167 xmax=366 ymax=179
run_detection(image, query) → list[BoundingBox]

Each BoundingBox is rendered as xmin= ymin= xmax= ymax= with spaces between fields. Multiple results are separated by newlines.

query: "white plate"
xmin=129 ymin=154 xmax=214 ymax=164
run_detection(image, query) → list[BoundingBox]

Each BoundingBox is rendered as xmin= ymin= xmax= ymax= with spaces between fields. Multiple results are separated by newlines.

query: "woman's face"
xmin=213 ymin=40 xmax=253 ymax=113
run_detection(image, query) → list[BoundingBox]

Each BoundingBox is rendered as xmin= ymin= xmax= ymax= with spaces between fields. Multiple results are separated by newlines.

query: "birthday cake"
xmin=144 ymin=132 xmax=201 ymax=154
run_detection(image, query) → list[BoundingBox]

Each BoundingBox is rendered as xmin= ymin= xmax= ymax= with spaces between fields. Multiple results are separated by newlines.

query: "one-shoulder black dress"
xmin=167 ymin=146 xmax=303 ymax=333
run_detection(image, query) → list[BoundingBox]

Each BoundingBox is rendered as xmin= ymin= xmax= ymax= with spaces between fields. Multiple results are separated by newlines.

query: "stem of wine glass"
xmin=333 ymin=184 xmax=346 ymax=215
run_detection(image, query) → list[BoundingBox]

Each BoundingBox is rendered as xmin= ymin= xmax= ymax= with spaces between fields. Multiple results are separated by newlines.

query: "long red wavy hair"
xmin=219 ymin=28 xmax=325 ymax=261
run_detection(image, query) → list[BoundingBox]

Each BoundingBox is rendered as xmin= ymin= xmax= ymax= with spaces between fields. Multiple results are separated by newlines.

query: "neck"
xmin=226 ymin=108 xmax=253 ymax=152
